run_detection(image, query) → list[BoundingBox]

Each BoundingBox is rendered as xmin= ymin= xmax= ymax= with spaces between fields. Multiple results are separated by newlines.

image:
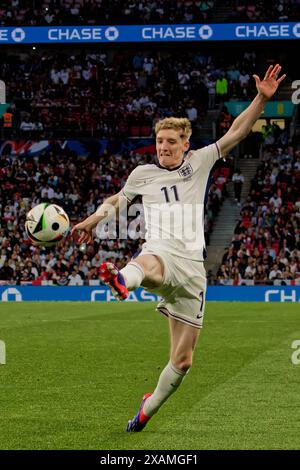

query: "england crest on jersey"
xmin=178 ymin=163 xmax=193 ymax=179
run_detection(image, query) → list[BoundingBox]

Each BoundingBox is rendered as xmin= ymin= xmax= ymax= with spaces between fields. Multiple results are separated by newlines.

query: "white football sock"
xmin=120 ymin=262 xmax=145 ymax=290
xmin=143 ymin=361 xmax=187 ymax=418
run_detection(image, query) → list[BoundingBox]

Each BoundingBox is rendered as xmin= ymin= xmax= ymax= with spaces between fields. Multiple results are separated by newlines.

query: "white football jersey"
xmin=122 ymin=143 xmax=222 ymax=261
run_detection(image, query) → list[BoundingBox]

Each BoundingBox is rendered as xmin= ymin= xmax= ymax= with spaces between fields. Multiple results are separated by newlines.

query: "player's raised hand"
xmin=253 ymin=64 xmax=286 ymax=100
xmin=71 ymin=221 xmax=93 ymax=244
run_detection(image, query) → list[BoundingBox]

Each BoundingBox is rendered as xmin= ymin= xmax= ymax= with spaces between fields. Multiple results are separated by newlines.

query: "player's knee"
xmin=172 ymin=354 xmax=193 ymax=372
xmin=135 ymin=255 xmax=164 ymax=285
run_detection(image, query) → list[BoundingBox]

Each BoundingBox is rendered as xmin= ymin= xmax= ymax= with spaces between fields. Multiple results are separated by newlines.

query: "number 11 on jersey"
xmin=161 ymin=185 xmax=179 ymax=202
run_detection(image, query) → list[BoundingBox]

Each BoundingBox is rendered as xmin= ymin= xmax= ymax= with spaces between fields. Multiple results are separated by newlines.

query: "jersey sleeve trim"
xmin=215 ymin=141 xmax=222 ymax=160
xmin=121 ymin=188 xmax=133 ymax=203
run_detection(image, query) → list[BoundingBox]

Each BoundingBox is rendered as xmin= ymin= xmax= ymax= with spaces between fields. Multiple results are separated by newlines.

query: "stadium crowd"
xmin=1 ymin=48 xmax=259 ymax=138
xmin=0 ymin=9 xmax=297 ymax=286
xmin=216 ymin=143 xmax=300 ymax=285
xmin=0 ymin=0 xmax=298 ymax=25
xmin=227 ymin=0 xmax=300 ymax=23
xmin=0 ymin=145 xmax=231 ymax=285
xmin=0 ymin=1 xmax=213 ymax=26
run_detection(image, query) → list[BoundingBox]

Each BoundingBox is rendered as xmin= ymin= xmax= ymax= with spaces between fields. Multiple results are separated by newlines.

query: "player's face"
xmin=156 ymin=129 xmax=189 ymax=169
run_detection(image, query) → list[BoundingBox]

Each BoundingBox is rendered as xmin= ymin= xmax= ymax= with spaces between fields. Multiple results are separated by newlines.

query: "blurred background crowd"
xmin=1 ymin=0 xmax=299 ymax=26
xmin=0 ymin=0 xmax=299 ymax=285
xmin=1 ymin=47 xmax=260 ymax=139
xmin=0 ymin=144 xmax=232 ymax=285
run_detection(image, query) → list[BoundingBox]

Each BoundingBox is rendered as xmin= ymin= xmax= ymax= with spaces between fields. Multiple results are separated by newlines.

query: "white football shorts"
xmin=138 ymin=245 xmax=207 ymax=329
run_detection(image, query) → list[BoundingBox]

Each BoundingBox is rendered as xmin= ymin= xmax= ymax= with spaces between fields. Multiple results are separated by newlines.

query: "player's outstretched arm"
xmin=71 ymin=191 xmax=123 ymax=244
xmin=218 ymin=64 xmax=286 ymax=156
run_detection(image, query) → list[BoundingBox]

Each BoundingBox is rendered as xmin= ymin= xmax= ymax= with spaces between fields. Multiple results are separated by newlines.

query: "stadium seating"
xmin=0 ymin=145 xmax=231 ymax=285
xmin=216 ymin=144 xmax=300 ymax=285
xmin=0 ymin=0 xmax=297 ymax=26
xmin=1 ymin=48 xmax=258 ymax=138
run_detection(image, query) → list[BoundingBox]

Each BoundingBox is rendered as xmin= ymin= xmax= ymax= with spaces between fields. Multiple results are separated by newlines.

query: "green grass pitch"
xmin=0 ymin=301 xmax=299 ymax=450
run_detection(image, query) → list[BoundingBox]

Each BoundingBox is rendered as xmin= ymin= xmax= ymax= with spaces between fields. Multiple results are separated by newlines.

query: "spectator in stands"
xmin=2 ymin=106 xmax=14 ymax=137
xmin=290 ymin=257 xmax=300 ymax=276
xmin=68 ymin=268 xmax=84 ymax=286
xmin=232 ymin=168 xmax=245 ymax=206
xmin=216 ymin=264 xmax=230 ymax=283
xmin=244 ymin=257 xmax=257 ymax=279
xmin=0 ymin=260 xmax=14 ymax=280
xmin=269 ymin=263 xmax=282 ymax=280
xmin=205 ymin=75 xmax=216 ymax=110
xmin=185 ymin=101 xmax=198 ymax=124
xmin=281 ymin=265 xmax=294 ymax=280
xmin=219 ymin=106 xmax=233 ymax=136
xmin=254 ymin=265 xmax=268 ymax=283
xmin=239 ymin=70 xmax=251 ymax=98
xmin=20 ymin=115 xmax=34 ymax=132
xmin=91 ymin=252 xmax=102 ymax=268
xmin=216 ymin=74 xmax=228 ymax=103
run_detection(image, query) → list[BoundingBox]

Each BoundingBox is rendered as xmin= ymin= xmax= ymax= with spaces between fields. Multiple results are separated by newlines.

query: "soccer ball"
xmin=25 ymin=203 xmax=70 ymax=247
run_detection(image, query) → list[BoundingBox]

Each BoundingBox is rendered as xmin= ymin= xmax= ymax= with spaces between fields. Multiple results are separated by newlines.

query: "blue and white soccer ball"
xmin=25 ymin=203 xmax=70 ymax=247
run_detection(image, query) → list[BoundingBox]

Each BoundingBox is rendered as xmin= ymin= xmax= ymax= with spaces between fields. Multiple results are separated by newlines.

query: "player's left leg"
xmin=127 ymin=318 xmax=200 ymax=431
xmin=143 ymin=318 xmax=200 ymax=415
xmin=168 ymin=316 xmax=200 ymax=371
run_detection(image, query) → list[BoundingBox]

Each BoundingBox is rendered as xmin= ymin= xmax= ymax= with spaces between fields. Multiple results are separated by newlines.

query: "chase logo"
xmin=292 ymin=23 xmax=300 ymax=38
xmin=1 ymin=288 xmax=22 ymax=302
xmin=105 ymin=27 xmax=119 ymax=41
xmin=11 ymin=27 xmax=25 ymax=42
xmin=198 ymin=25 xmax=213 ymax=40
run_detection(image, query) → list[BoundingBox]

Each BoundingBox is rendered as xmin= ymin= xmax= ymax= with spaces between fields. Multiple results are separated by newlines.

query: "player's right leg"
xmin=99 ymin=254 xmax=164 ymax=301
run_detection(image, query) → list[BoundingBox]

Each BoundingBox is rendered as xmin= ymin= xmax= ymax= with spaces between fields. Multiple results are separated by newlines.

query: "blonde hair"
xmin=155 ymin=117 xmax=192 ymax=141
